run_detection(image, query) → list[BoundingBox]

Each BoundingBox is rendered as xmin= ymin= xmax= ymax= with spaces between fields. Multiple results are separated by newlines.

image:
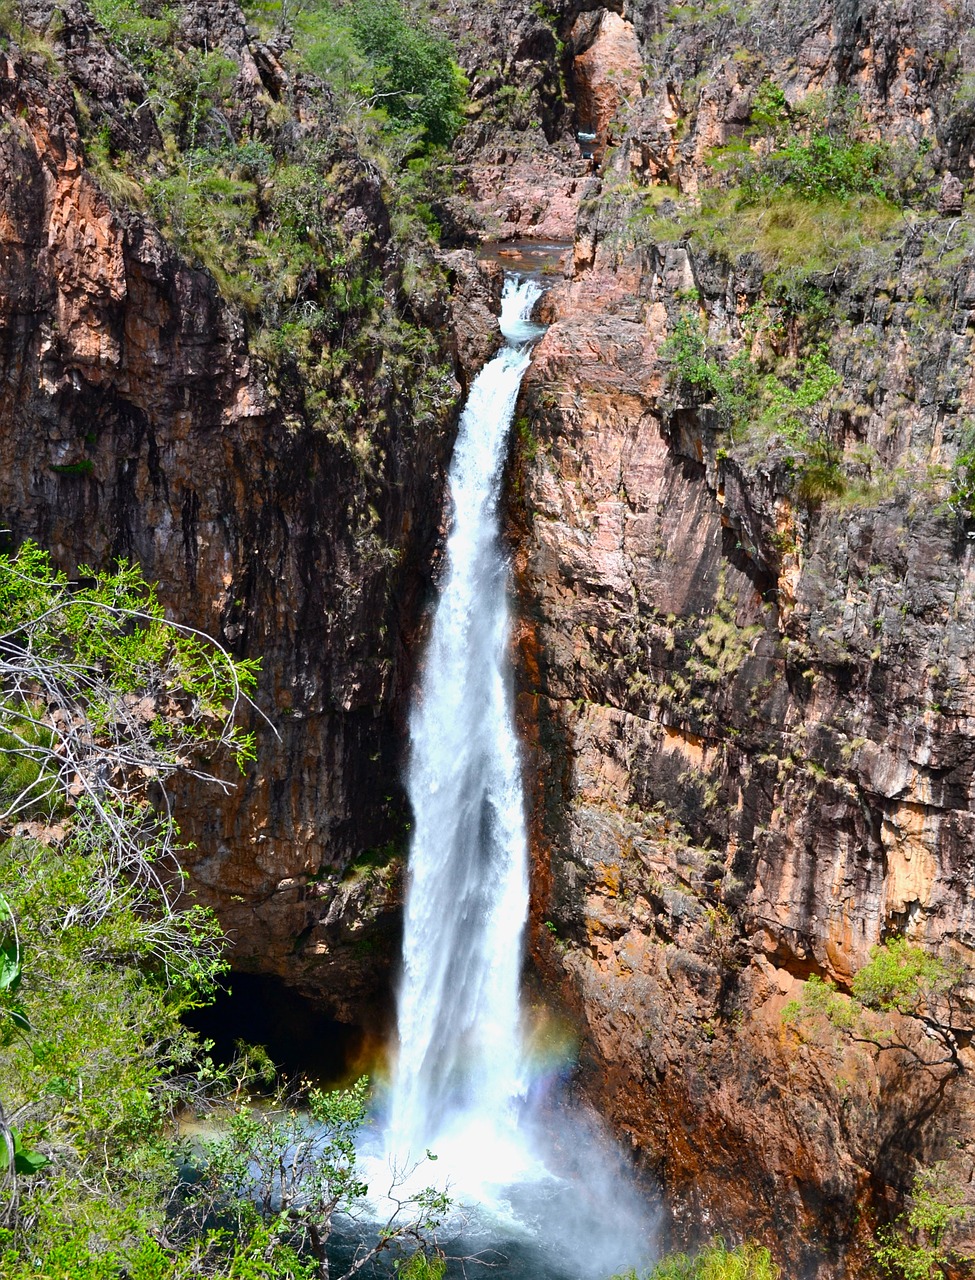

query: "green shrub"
xmin=0 ymin=544 xmax=448 ymax=1277
xmin=742 ymin=133 xmax=888 ymax=202
xmin=662 ymin=306 xmax=843 ymax=502
xmin=748 ymin=80 xmax=788 ymax=139
xmin=293 ymin=4 xmax=368 ymax=93
xmin=88 ymin=0 xmax=178 ymax=73
xmin=944 ymin=420 xmax=975 ymax=520
xmin=870 ymin=1165 xmax=970 ymax=1279
xmin=0 ymin=702 xmax=61 ymax=820
xmin=615 ymin=1238 xmax=780 ymax=1280
xmin=345 ymin=0 xmax=468 ymax=146
xmin=50 ymin=458 xmax=95 ymax=476
xmin=783 ymin=941 xmax=967 ymax=1075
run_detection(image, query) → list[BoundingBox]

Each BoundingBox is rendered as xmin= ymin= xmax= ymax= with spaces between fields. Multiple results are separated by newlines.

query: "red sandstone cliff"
xmin=7 ymin=0 xmax=975 ymax=1273
xmin=476 ymin=0 xmax=975 ymax=1272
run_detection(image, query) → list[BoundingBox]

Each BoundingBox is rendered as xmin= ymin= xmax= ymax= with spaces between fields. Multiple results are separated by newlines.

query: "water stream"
xmin=387 ymin=276 xmax=542 ymax=1174
xmin=363 ymin=275 xmax=656 ymax=1279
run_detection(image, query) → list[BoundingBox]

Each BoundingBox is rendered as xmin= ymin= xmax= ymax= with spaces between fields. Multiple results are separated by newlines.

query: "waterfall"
xmin=374 ymin=275 xmax=655 ymax=1279
xmin=387 ymin=276 xmax=543 ymax=1170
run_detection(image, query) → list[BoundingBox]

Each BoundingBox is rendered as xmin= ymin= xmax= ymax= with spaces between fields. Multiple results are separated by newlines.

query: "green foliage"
xmin=622 ymin=83 xmax=929 ymax=316
xmin=396 ymin=1253 xmax=447 ymax=1280
xmin=8 ymin=1128 xmax=50 ymax=1176
xmin=252 ymin=0 xmax=467 ymax=150
xmin=870 ymin=1165 xmax=970 ymax=1279
xmin=0 ymin=704 xmax=60 ymax=821
xmin=945 ymin=420 xmax=975 ymax=520
xmin=748 ymin=80 xmax=788 ymax=139
xmin=191 ymin=1081 xmax=372 ymax=1230
xmin=687 ymin=575 xmax=762 ymax=684
xmin=617 ymin=1238 xmax=779 ymax=1279
xmin=181 ymin=1076 xmax=449 ymax=1276
xmin=50 ymin=459 xmax=95 ymax=477
xmin=782 ymin=941 xmax=967 ymax=1075
xmin=852 ymin=939 xmax=964 ymax=1018
xmin=0 ymin=1214 xmax=317 ymax=1279
xmin=0 ymin=544 xmax=447 ymax=1278
xmin=741 ymin=132 xmax=888 ymax=202
xmin=661 ymin=311 xmax=723 ymax=403
xmin=0 ymin=541 xmax=257 ymax=765
xmin=0 ymin=542 xmax=239 ymax=1260
xmin=78 ymin=0 xmax=461 ymax=497
xmin=661 ymin=308 xmax=843 ymax=503
xmin=88 ymin=0 xmax=178 ymax=73
xmin=636 ymin=188 xmax=902 ymax=286
xmin=345 ymin=0 xmax=467 ymax=146
xmin=781 ymin=973 xmax=856 ymax=1032
xmin=730 ymin=86 xmax=931 ymax=208
xmin=294 ymin=5 xmax=368 ymax=93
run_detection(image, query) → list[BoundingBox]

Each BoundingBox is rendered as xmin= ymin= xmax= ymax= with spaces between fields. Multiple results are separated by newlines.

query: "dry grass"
xmin=630 ymin=188 xmax=904 ymax=277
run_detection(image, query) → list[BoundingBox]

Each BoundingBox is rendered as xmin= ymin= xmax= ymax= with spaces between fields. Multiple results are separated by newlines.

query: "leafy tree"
xmin=782 ymin=940 xmax=967 ymax=1077
xmin=248 ymin=0 xmax=467 ymax=149
xmin=186 ymin=1077 xmax=449 ymax=1278
xmin=0 ymin=542 xmax=447 ymax=1277
xmin=0 ymin=542 xmax=258 ymax=929
xmin=0 ymin=541 xmax=254 ymax=1260
xmin=870 ymin=1164 xmax=970 ymax=1280
xmin=344 ymin=0 xmax=467 ymax=146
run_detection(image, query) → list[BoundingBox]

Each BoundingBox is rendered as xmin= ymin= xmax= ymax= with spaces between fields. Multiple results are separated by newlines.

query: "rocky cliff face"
xmin=9 ymin=0 xmax=975 ymax=1271
xmin=0 ymin=0 xmax=489 ymax=1025
xmin=472 ymin=0 xmax=975 ymax=1273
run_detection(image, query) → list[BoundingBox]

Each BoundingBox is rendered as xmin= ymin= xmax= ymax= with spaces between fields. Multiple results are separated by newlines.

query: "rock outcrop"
xmin=449 ymin=0 xmax=975 ymax=1271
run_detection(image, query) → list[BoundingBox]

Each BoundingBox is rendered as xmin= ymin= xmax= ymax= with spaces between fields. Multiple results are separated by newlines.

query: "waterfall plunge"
xmin=388 ymin=276 xmax=542 ymax=1183
xmin=375 ymin=275 xmax=656 ymax=1277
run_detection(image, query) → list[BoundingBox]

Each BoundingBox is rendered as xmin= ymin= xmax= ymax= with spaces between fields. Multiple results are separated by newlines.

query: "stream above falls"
xmin=477 ymin=240 xmax=572 ymax=280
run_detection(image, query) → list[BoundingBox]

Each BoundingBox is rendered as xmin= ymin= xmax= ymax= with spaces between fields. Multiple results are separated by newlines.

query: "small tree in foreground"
xmin=870 ymin=1164 xmax=971 ymax=1280
xmin=185 ymin=1076 xmax=449 ymax=1280
xmin=0 ymin=541 xmax=449 ymax=1277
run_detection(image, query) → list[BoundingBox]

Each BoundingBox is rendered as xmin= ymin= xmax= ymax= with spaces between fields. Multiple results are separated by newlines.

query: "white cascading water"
xmin=373 ymin=273 xmax=655 ymax=1278
xmin=387 ymin=275 xmax=543 ymax=1178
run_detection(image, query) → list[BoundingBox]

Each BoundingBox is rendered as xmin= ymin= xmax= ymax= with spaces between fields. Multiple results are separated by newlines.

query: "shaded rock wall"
xmin=0 ymin=5 xmax=486 ymax=1026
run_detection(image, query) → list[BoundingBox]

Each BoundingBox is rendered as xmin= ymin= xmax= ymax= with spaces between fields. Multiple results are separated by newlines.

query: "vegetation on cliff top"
xmin=0 ymin=543 xmax=446 ymax=1278
xmin=609 ymin=74 xmax=975 ymax=514
xmin=67 ymin=0 xmax=465 ymax=482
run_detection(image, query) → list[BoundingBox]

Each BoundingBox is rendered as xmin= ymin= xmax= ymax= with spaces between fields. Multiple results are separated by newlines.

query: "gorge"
xmin=4 ymin=0 xmax=975 ymax=1276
